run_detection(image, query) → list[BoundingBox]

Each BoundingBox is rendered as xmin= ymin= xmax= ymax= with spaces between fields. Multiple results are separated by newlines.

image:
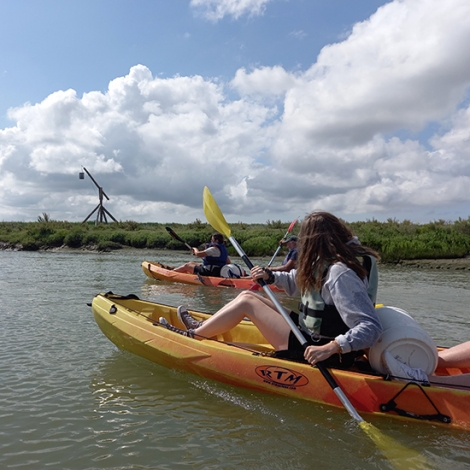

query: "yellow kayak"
xmin=91 ymin=291 xmax=470 ymax=431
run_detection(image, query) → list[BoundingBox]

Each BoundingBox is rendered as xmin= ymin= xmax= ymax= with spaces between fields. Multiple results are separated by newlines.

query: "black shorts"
xmin=194 ymin=265 xmax=222 ymax=277
xmin=274 ymin=312 xmax=361 ymax=369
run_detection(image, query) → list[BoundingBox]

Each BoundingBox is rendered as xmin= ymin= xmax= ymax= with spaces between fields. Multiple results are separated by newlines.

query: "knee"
xmin=236 ymin=290 xmax=261 ymax=306
xmin=238 ymin=290 xmax=257 ymax=300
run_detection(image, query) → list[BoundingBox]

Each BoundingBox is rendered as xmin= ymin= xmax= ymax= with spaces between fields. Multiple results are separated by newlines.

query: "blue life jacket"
xmin=202 ymin=242 xmax=228 ymax=267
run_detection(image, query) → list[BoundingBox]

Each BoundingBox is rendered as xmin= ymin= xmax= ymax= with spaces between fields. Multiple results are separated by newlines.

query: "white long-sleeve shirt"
xmin=271 ymin=263 xmax=382 ymax=353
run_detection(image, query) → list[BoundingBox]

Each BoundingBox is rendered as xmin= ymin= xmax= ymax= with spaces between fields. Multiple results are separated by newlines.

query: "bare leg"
xmin=430 ymin=374 xmax=470 ymax=387
xmin=173 ymin=262 xmax=198 ymax=273
xmin=437 ymin=341 xmax=470 ymax=369
xmin=194 ymin=291 xmax=291 ymax=350
xmin=426 ymin=341 xmax=470 ymax=388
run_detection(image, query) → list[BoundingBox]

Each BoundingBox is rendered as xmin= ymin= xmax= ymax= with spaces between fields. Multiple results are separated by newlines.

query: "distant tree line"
xmin=0 ymin=213 xmax=470 ymax=263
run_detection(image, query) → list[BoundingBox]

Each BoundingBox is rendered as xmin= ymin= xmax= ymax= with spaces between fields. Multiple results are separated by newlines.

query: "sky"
xmin=1 ymin=0 xmax=470 ymax=225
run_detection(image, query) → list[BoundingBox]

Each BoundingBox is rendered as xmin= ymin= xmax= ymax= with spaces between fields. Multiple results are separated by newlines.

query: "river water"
xmin=1 ymin=249 xmax=470 ymax=469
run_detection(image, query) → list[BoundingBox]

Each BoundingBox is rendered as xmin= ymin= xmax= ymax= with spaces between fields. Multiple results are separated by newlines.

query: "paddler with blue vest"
xmin=173 ymin=232 xmax=231 ymax=277
xmin=161 ymin=211 xmax=383 ymax=371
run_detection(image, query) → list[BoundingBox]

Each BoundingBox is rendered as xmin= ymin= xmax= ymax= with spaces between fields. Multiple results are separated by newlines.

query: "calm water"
xmin=1 ymin=249 xmax=470 ymax=470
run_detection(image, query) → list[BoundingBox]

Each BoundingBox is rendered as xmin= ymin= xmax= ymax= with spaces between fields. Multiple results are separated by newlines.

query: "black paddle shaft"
xmin=165 ymin=227 xmax=192 ymax=251
xmin=242 ymin=255 xmax=272 ymax=291
xmin=165 ymin=226 xmax=184 ymax=243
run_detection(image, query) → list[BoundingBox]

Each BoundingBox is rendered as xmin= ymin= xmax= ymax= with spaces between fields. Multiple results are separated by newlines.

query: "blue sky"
xmin=1 ymin=0 xmax=385 ymax=125
xmin=1 ymin=0 xmax=470 ymax=224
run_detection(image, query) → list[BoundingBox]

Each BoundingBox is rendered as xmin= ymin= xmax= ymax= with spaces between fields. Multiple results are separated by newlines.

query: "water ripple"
xmin=1 ymin=250 xmax=470 ymax=469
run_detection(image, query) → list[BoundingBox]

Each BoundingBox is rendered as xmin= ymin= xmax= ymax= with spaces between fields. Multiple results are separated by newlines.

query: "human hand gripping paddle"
xmin=202 ymin=186 xmax=426 ymax=470
xmin=267 ymin=217 xmax=298 ymax=267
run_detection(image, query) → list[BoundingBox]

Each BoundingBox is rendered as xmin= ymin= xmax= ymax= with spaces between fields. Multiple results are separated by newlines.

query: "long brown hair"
xmin=296 ymin=212 xmax=379 ymax=292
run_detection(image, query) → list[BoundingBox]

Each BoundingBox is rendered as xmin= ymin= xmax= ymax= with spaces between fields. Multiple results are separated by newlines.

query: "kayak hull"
xmin=92 ymin=292 xmax=470 ymax=431
xmin=142 ymin=261 xmax=283 ymax=291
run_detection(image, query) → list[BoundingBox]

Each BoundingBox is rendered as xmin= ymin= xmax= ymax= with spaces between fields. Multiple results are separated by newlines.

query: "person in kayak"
xmin=268 ymin=236 xmax=298 ymax=272
xmin=160 ymin=211 xmax=382 ymax=370
xmin=173 ymin=232 xmax=231 ymax=277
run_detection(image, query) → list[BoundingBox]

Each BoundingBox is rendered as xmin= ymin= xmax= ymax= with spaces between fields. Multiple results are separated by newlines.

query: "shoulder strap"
xmin=362 ymin=255 xmax=372 ymax=280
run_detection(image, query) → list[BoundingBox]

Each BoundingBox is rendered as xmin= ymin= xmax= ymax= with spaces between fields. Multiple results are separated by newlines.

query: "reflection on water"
xmin=1 ymin=249 xmax=470 ymax=469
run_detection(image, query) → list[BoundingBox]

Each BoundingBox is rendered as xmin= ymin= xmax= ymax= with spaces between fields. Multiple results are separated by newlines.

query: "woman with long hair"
xmin=161 ymin=211 xmax=382 ymax=369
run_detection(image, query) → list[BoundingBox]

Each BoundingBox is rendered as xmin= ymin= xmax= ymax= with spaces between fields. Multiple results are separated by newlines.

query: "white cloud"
xmin=190 ymin=0 xmax=272 ymax=21
xmin=1 ymin=0 xmax=470 ymax=223
xmin=430 ymin=106 xmax=470 ymax=174
xmin=263 ymin=0 xmax=470 ymax=219
xmin=0 ymin=64 xmax=277 ymax=221
xmin=275 ymin=0 xmax=470 ymax=152
xmin=231 ymin=66 xmax=299 ymax=97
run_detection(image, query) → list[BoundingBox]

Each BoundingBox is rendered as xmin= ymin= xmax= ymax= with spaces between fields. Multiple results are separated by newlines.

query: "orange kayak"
xmin=92 ymin=292 xmax=470 ymax=431
xmin=142 ymin=261 xmax=283 ymax=292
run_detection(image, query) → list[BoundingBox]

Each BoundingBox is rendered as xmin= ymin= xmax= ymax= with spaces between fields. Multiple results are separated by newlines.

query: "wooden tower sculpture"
xmin=79 ymin=167 xmax=118 ymax=224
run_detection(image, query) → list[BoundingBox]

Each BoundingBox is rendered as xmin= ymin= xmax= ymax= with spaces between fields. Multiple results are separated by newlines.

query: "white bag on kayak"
xmin=369 ymin=305 xmax=438 ymax=376
xmin=220 ymin=264 xmax=246 ymax=278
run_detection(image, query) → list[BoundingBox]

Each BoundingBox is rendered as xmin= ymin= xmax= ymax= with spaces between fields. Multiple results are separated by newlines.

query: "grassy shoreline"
xmin=1 ymin=216 xmax=470 ymax=263
xmin=3 ymin=243 xmax=470 ymax=270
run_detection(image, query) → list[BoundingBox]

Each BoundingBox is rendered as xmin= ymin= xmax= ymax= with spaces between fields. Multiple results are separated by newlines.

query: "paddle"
xmin=202 ymin=187 xmax=363 ymax=416
xmin=202 ymin=186 xmax=426 ymax=469
xmin=267 ymin=217 xmax=298 ymax=267
xmin=165 ymin=226 xmax=193 ymax=251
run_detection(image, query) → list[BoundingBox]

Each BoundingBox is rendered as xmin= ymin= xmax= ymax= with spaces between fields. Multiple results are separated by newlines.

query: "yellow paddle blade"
xmin=359 ymin=422 xmax=429 ymax=469
xmin=203 ymin=186 xmax=231 ymax=238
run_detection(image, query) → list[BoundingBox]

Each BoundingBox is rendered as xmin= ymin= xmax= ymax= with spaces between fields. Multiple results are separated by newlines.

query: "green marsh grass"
xmin=1 ymin=216 xmax=469 ymax=262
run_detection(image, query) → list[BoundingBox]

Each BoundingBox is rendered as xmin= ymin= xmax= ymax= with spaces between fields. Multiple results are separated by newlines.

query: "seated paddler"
xmin=173 ymin=232 xmax=231 ymax=277
xmin=161 ymin=211 xmax=383 ymax=370
xmin=268 ymin=235 xmax=298 ymax=273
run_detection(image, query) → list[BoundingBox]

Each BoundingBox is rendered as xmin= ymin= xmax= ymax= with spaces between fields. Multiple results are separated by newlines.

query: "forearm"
xmin=335 ymin=320 xmax=382 ymax=353
xmin=324 ymin=265 xmax=382 ymax=353
xmin=304 ymin=340 xmax=341 ymax=366
xmin=271 ymin=270 xmax=299 ymax=296
xmin=193 ymin=249 xmax=206 ymax=258
xmin=250 ymin=267 xmax=299 ymax=297
xmin=269 ymin=260 xmax=295 ymax=272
